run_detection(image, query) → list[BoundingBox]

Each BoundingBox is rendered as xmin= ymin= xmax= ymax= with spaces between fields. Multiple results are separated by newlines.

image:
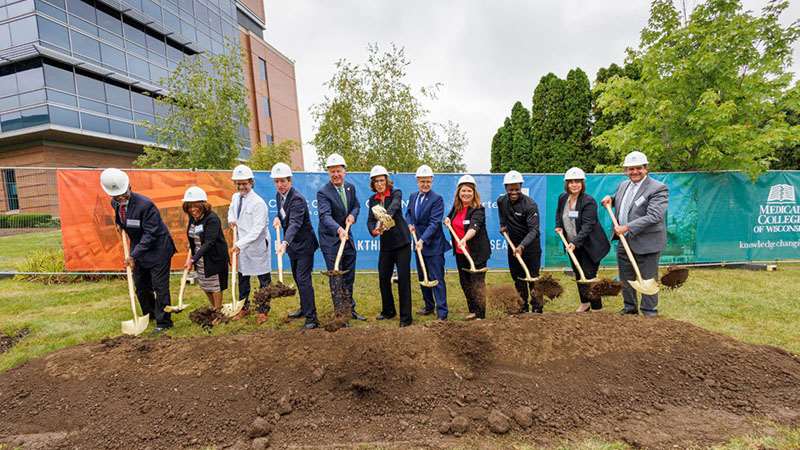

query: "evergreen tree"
xmin=510 ymin=101 xmax=532 ymax=171
xmin=500 ymin=117 xmax=513 ymax=171
xmin=490 ymin=127 xmax=503 ymax=172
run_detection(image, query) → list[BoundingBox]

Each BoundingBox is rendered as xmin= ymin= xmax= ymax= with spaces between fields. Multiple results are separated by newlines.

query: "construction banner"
xmin=56 ymin=169 xmax=800 ymax=271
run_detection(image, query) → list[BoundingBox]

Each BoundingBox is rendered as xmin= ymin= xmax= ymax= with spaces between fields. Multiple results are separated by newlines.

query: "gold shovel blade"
xmin=577 ymin=278 xmax=600 ymax=284
xmin=121 ymin=315 xmax=149 ymax=336
xmin=420 ymin=280 xmax=439 ymax=287
xmin=628 ymin=279 xmax=660 ymax=296
xmin=517 ymin=276 xmax=539 ymax=282
xmin=221 ymin=300 xmax=244 ymax=318
xmin=164 ymin=304 xmax=190 ymax=313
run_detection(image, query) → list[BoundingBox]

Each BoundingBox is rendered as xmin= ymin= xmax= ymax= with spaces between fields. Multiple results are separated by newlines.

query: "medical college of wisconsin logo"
xmin=754 ymin=184 xmax=800 ymax=233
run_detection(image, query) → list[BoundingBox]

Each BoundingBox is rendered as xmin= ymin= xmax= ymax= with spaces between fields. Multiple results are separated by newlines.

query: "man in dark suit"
xmin=271 ymin=163 xmax=319 ymax=329
xmin=316 ymin=153 xmax=366 ymax=321
xmin=405 ymin=164 xmax=450 ymax=320
xmin=601 ymin=151 xmax=669 ymax=317
xmin=100 ymin=168 xmax=176 ymax=332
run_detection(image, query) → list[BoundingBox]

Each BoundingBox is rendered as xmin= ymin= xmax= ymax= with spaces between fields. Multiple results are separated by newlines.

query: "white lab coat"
xmin=228 ymin=191 xmax=271 ymax=276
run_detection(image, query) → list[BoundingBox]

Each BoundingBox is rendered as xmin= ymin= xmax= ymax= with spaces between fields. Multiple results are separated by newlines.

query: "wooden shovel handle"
xmin=178 ymin=267 xmax=188 ymax=308
xmin=231 ymin=226 xmax=238 ymax=303
xmin=121 ymin=232 xmax=139 ymax=321
xmin=555 ymin=229 xmax=588 ymax=280
xmin=334 ymin=222 xmax=351 ymax=272
xmin=604 ymin=203 xmax=644 ymax=282
xmin=501 ymin=231 xmax=534 ymax=280
xmin=274 ymin=223 xmax=284 ymax=284
xmin=411 ymin=230 xmax=430 ymax=282
xmin=444 ymin=220 xmax=478 ymax=271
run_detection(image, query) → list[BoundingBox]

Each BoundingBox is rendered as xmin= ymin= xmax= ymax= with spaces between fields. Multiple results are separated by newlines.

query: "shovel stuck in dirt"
xmin=555 ymin=229 xmax=599 ymax=284
xmin=320 ymin=222 xmax=351 ymax=277
xmin=411 ymin=230 xmax=438 ymax=288
xmin=604 ymin=203 xmax=660 ymax=296
xmin=501 ymin=231 xmax=539 ymax=282
xmin=444 ymin=221 xmax=488 ymax=274
xmin=222 ymin=227 xmax=244 ymax=318
xmin=120 ymin=232 xmax=149 ymax=336
xmin=272 ymin=223 xmax=297 ymax=297
xmin=164 ymin=267 xmax=190 ymax=313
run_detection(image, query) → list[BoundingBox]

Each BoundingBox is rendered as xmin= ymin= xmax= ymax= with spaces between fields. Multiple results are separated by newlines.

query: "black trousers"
xmin=239 ymin=272 xmax=272 ymax=312
xmin=507 ymin=249 xmax=541 ymax=312
xmin=290 ymin=252 xmax=317 ymax=322
xmin=378 ymin=245 xmax=412 ymax=325
xmin=571 ymin=247 xmax=602 ymax=310
xmin=455 ymin=253 xmax=486 ymax=319
xmin=132 ymin=258 xmax=172 ymax=327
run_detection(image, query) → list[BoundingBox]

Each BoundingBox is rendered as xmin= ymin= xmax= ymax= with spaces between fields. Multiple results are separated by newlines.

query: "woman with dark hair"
xmin=367 ymin=165 xmax=413 ymax=327
xmin=555 ymin=167 xmax=610 ymax=312
xmin=444 ymin=175 xmax=491 ymax=320
xmin=183 ymin=186 xmax=229 ymax=311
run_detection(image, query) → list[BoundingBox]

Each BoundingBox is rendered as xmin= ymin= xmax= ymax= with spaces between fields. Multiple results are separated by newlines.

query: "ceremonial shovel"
xmin=604 ymin=203 xmax=659 ymax=296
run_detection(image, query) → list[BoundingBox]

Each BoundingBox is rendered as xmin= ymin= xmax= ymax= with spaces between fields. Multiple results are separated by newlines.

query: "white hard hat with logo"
xmin=270 ymin=162 xmax=293 ymax=179
xmin=183 ymin=186 xmax=208 ymax=202
xmin=369 ymin=165 xmax=389 ymax=179
xmin=623 ymin=151 xmax=649 ymax=167
xmin=325 ymin=153 xmax=347 ymax=168
xmin=564 ymin=167 xmax=586 ymax=180
xmin=100 ymin=168 xmax=129 ymax=196
xmin=415 ymin=164 xmax=434 ymax=178
xmin=231 ymin=164 xmax=254 ymax=180
xmin=457 ymin=174 xmax=476 ymax=187
xmin=503 ymin=170 xmax=524 ymax=185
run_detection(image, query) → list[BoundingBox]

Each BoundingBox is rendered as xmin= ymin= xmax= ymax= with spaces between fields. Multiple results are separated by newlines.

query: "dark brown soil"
xmin=486 ymin=284 xmax=523 ymax=314
xmin=661 ymin=266 xmax=690 ymax=289
xmin=533 ymin=274 xmax=564 ymax=300
xmin=588 ymin=279 xmax=623 ymax=299
xmin=188 ymin=307 xmax=228 ymax=330
xmin=253 ymin=283 xmax=297 ymax=312
xmin=0 ymin=328 xmax=30 ymax=354
xmin=1 ymin=315 xmax=799 ymax=449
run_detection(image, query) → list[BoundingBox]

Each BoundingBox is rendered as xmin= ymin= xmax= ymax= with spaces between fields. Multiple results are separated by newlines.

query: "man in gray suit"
xmin=601 ymin=151 xmax=669 ymax=317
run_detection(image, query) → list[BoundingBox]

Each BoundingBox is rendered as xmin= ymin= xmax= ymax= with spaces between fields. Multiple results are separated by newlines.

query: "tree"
xmin=310 ymin=43 xmax=467 ymax=172
xmin=490 ymin=127 xmax=503 ymax=172
xmin=510 ymin=101 xmax=532 ymax=171
xmin=593 ymin=0 xmax=800 ymax=177
xmin=247 ymin=140 xmax=301 ymax=171
xmin=135 ymin=42 xmax=251 ymax=169
xmin=592 ymin=62 xmax=642 ymax=168
xmin=500 ymin=117 xmax=513 ymax=172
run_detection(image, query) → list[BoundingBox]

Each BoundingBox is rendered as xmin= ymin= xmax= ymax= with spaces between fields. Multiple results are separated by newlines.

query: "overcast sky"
xmin=264 ymin=0 xmax=800 ymax=173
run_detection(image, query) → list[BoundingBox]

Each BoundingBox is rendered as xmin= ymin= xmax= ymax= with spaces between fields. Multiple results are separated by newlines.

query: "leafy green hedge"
xmin=0 ymin=214 xmax=60 ymax=229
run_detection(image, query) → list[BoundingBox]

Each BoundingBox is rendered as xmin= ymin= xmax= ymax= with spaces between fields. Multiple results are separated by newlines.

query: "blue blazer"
xmin=405 ymin=190 xmax=450 ymax=256
xmin=113 ymin=192 xmax=176 ymax=269
xmin=277 ymin=187 xmax=318 ymax=258
xmin=316 ymin=181 xmax=360 ymax=252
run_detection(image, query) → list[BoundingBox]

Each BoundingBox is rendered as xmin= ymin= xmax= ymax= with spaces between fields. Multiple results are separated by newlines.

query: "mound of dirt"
xmin=588 ymin=278 xmax=623 ymax=299
xmin=188 ymin=307 xmax=228 ymax=330
xmin=0 ymin=328 xmax=30 ymax=354
xmin=1 ymin=315 xmax=799 ymax=449
xmin=486 ymin=284 xmax=523 ymax=314
xmin=661 ymin=266 xmax=690 ymax=289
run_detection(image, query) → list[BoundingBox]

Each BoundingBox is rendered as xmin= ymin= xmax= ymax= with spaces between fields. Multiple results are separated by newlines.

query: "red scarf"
xmin=373 ymin=188 xmax=392 ymax=202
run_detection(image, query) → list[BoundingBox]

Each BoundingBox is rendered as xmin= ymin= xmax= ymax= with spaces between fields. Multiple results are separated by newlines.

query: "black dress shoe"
xmin=399 ymin=322 xmax=412 ymax=328
xmin=417 ymin=308 xmax=434 ymax=316
xmin=351 ymin=311 xmax=367 ymax=321
xmin=287 ymin=308 xmax=303 ymax=319
xmin=303 ymin=321 xmax=319 ymax=329
xmin=376 ymin=313 xmax=396 ymax=320
xmin=618 ymin=308 xmax=638 ymax=315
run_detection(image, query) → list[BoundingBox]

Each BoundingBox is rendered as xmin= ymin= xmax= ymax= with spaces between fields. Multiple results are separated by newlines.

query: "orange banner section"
xmin=57 ymin=170 xmax=234 ymax=271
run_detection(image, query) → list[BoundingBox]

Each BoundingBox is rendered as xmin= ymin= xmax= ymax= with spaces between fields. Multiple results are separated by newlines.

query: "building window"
xmin=2 ymin=169 xmax=19 ymax=211
xmin=262 ymin=96 xmax=270 ymax=117
xmin=264 ymin=134 xmax=272 ymax=145
xmin=258 ymin=57 xmax=267 ymax=80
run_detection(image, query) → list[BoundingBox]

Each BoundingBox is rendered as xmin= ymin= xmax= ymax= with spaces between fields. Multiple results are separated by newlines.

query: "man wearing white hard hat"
xmin=183 ymin=186 xmax=230 ymax=311
xmin=601 ymin=151 xmax=669 ymax=317
xmin=228 ymin=164 xmax=272 ymax=321
xmin=555 ymin=168 xmax=610 ymax=312
xmin=100 ymin=168 xmax=176 ymax=332
xmin=405 ymin=164 xmax=450 ymax=320
xmin=497 ymin=170 xmax=543 ymax=313
xmin=271 ymin=162 xmax=320 ymax=329
xmin=316 ymin=153 xmax=366 ymax=321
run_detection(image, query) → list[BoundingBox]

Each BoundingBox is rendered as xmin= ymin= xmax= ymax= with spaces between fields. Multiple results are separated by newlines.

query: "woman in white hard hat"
xmin=556 ymin=167 xmax=610 ymax=312
xmin=183 ymin=186 xmax=229 ymax=310
xmin=444 ymin=175 xmax=490 ymax=320
xmin=368 ymin=165 xmax=413 ymax=327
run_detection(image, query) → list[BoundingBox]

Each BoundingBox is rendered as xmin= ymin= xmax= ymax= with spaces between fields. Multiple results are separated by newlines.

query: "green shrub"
xmin=14 ymin=249 xmax=78 ymax=284
xmin=0 ymin=214 xmax=58 ymax=229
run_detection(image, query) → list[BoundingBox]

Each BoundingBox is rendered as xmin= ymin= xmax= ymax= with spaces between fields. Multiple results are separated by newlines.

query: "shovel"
xmin=501 ymin=231 xmax=539 ymax=282
xmin=444 ymin=221 xmax=488 ymax=273
xmin=411 ymin=230 xmax=438 ymax=287
xmin=120 ymin=232 xmax=149 ymax=335
xmin=320 ymin=222 xmax=351 ymax=277
xmin=274 ymin=223 xmax=289 ymax=285
xmin=164 ymin=267 xmax=190 ymax=313
xmin=222 ymin=226 xmax=244 ymax=317
xmin=604 ymin=203 xmax=659 ymax=296
xmin=555 ymin=229 xmax=599 ymax=284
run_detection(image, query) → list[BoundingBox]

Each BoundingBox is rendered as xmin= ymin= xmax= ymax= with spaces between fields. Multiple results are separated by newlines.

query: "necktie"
xmin=337 ymin=185 xmax=347 ymax=209
xmin=415 ymin=193 xmax=425 ymax=218
xmin=236 ymin=195 xmax=244 ymax=219
xmin=119 ymin=204 xmax=127 ymax=224
xmin=280 ymin=195 xmax=286 ymax=219
xmin=619 ymin=183 xmax=636 ymax=225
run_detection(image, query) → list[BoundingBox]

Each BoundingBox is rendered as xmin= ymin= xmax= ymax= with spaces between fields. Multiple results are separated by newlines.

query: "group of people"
xmin=100 ymin=149 xmax=668 ymax=333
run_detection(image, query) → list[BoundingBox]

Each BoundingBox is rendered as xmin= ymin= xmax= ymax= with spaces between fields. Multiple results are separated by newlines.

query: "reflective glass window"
xmin=101 ymin=43 xmax=126 ymax=70
xmin=178 ymin=0 xmax=191 ymax=14
xmin=19 ymin=89 xmax=45 ymax=106
xmin=37 ymin=17 xmax=69 ymax=45
xmin=131 ymin=90 xmax=154 ymax=114
xmin=127 ymin=54 xmax=149 ymax=80
xmin=146 ymin=33 xmax=165 ymax=54
xmin=34 ymin=0 xmax=67 ymax=22
xmin=163 ymin=10 xmax=179 ymax=33
xmin=99 ymin=29 xmax=123 ymax=46
xmin=81 ymin=112 xmax=108 ymax=133
xmin=71 ymin=31 xmax=101 ymax=61
xmin=46 ymin=89 xmax=77 ymax=106
xmin=16 ymin=59 xmax=44 ymax=92
xmin=65 ymin=0 xmax=94 ymax=23
xmin=149 ymin=64 xmax=167 ymax=83
xmin=142 ymin=0 xmax=161 ymax=21
xmin=108 ymin=104 xmax=132 ymax=119
xmin=75 ymin=72 xmax=104 ymax=100
xmin=96 ymin=6 xmax=121 ymax=34
xmin=109 ymin=119 xmax=134 ymax=138
xmin=0 ymin=95 xmax=20 ymax=112
xmin=123 ymin=18 xmax=145 ymax=46
xmin=10 ymin=16 xmax=37 ymax=46
xmin=105 ymin=82 xmax=130 ymax=107
xmin=49 ymin=105 xmax=79 ymax=127
xmin=7 ymin=0 xmax=34 ymax=18
xmin=43 ymin=62 xmax=75 ymax=93
xmin=69 ymin=14 xmax=97 ymax=35
xmin=79 ymin=97 xmax=106 ymax=113
xmin=0 ymin=24 xmax=10 ymax=50
xmin=0 ymin=65 xmax=17 ymax=97
xmin=1 ymin=106 xmax=48 ymax=131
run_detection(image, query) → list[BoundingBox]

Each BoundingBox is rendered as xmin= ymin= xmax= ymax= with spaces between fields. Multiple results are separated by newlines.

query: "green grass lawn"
xmin=0 ymin=230 xmax=62 ymax=271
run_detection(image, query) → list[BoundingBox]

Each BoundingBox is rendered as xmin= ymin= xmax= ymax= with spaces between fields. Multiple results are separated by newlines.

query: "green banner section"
xmin=542 ymin=171 xmax=799 ymax=268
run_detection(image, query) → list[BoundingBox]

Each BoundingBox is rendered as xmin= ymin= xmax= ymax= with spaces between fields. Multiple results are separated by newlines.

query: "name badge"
xmin=634 ymin=196 xmax=645 ymax=207
xmin=194 ymin=224 xmax=204 ymax=233
xmin=126 ymin=219 xmax=141 ymax=228
xmin=514 ymin=212 xmax=523 ymax=216
xmin=463 ymin=220 xmax=471 ymax=225
xmin=568 ymin=210 xmax=579 ymax=219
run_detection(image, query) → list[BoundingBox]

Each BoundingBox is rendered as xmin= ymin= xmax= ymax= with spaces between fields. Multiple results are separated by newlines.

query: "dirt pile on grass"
xmin=0 ymin=328 xmax=30 ymax=354
xmin=1 ymin=314 xmax=799 ymax=449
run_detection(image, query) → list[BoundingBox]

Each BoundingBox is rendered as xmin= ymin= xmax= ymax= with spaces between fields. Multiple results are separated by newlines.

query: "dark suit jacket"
xmin=316 ymin=181 xmax=360 ymax=252
xmin=446 ymin=206 xmax=491 ymax=266
xmin=186 ymin=211 xmax=229 ymax=277
xmin=405 ymin=190 xmax=450 ymax=256
xmin=497 ymin=193 xmax=541 ymax=255
xmin=555 ymin=192 xmax=611 ymax=264
xmin=367 ymin=189 xmax=411 ymax=252
xmin=113 ymin=192 xmax=176 ymax=269
xmin=609 ymin=176 xmax=669 ymax=254
xmin=277 ymin=187 xmax=319 ymax=258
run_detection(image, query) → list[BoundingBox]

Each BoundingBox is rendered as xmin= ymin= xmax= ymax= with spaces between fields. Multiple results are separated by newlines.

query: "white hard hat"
xmin=270 ymin=162 xmax=293 ymax=179
xmin=415 ymin=164 xmax=434 ymax=178
xmin=183 ymin=186 xmax=208 ymax=202
xmin=232 ymin=164 xmax=254 ymax=181
xmin=623 ymin=151 xmax=649 ymax=167
xmin=100 ymin=168 xmax=129 ymax=196
xmin=457 ymin=174 xmax=476 ymax=187
xmin=325 ymin=153 xmax=347 ymax=168
xmin=503 ymin=170 xmax=524 ymax=185
xmin=564 ymin=167 xmax=586 ymax=180
xmin=369 ymin=165 xmax=389 ymax=179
